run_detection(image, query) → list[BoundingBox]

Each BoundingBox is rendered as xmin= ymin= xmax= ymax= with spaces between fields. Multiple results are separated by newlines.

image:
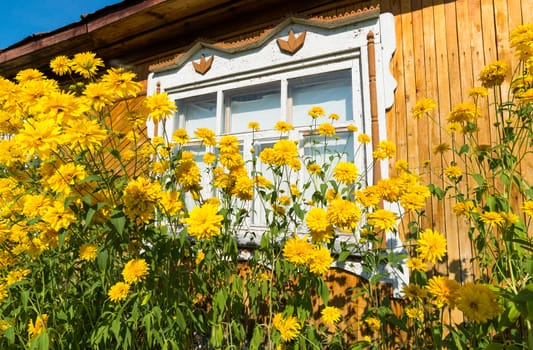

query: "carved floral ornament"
xmin=192 ymin=54 xmax=214 ymax=75
xmin=190 ymin=28 xmax=308 ymax=75
xmin=276 ymin=29 xmax=307 ymax=55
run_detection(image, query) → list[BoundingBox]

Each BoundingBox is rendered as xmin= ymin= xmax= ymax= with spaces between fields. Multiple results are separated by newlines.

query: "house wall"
xmin=382 ymin=0 xmax=531 ymax=285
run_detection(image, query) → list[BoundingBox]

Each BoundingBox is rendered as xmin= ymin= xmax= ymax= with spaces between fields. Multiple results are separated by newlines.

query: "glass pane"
xmin=303 ymin=131 xmax=355 ymax=164
xmin=229 ymin=86 xmax=281 ymax=133
xmin=179 ymin=94 xmax=217 ymax=136
xmin=250 ymin=140 xmax=277 ymax=226
xmin=181 ymin=145 xmax=212 ymax=210
xmin=302 ymin=131 xmax=355 ymax=201
xmin=291 ymin=70 xmax=353 ymax=126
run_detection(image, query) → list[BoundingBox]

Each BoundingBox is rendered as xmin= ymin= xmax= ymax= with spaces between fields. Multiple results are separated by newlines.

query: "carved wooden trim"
xmin=192 ymin=54 xmax=214 ymax=75
xmin=276 ymin=29 xmax=306 ymax=55
xmin=367 ymin=31 xmax=380 ymax=186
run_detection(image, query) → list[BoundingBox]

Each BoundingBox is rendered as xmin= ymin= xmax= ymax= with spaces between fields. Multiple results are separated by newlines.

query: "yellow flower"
xmin=347 ymin=124 xmax=358 ymax=132
xmin=453 ymin=200 xmax=477 ymax=218
xmin=194 ymin=128 xmax=216 ymax=146
xmin=273 ymin=313 xmax=301 ymax=342
xmin=365 ymin=317 xmax=381 ymax=332
xmin=248 ymin=121 xmax=260 ymax=130
xmin=108 ymin=282 xmax=130 ymax=303
xmin=28 ymin=314 xmax=48 ymax=339
xmin=0 ymin=319 xmax=11 ymax=336
xmin=402 ymin=283 xmax=428 ymax=301
xmin=400 ymin=184 xmax=431 ymax=211
xmin=373 ymin=140 xmax=396 ymax=160
xmin=356 ymin=186 xmax=381 ymax=208
xmin=432 ymin=142 xmax=451 ymax=155
xmin=367 ymin=209 xmax=397 ymax=232
xmin=254 ymin=175 xmax=273 ymax=188
xmin=444 ymin=165 xmax=462 ymax=180
xmin=327 ymin=199 xmax=361 ymax=232
xmin=79 ymin=244 xmax=98 ymax=262
xmin=479 ymin=60 xmax=508 ymax=87
xmin=426 ymin=276 xmax=460 ymax=308
xmin=183 ymin=203 xmax=223 ymax=240
xmin=321 ymin=306 xmax=341 ymax=325
xmin=290 ymin=183 xmax=300 ymax=197
xmin=447 ymin=102 xmax=481 ymax=123
xmin=510 ymin=24 xmax=533 ymax=60
xmin=41 ymin=201 xmax=76 ymax=231
xmin=306 ymin=207 xmax=334 ymax=243
xmin=45 ymin=162 xmax=87 ymax=195
xmin=455 ymin=283 xmax=502 ymax=322
xmin=317 ymin=122 xmax=336 ymax=136
xmin=101 ymin=67 xmax=142 ymax=98
xmin=50 ymin=55 xmax=72 ymax=76
xmin=333 ymin=161 xmax=358 ymax=185
xmin=159 ymin=191 xmax=183 ymax=216
xmin=218 ymin=135 xmax=240 ymax=153
xmin=64 ymin=118 xmax=108 ymax=151
xmin=308 ymin=106 xmax=325 ymax=119
xmin=309 ymin=245 xmax=333 ymax=275
xmin=500 ymin=211 xmax=519 ymax=225
xmin=145 ymin=92 xmax=177 ymax=123
xmin=123 ymin=177 xmax=162 ymax=223
xmin=411 ymin=98 xmax=437 ymax=119
xmin=480 ymin=211 xmax=505 ymax=227
xmin=406 ymin=257 xmax=428 ymax=272
xmin=0 ymin=283 xmax=7 ymax=303
xmin=416 ymin=229 xmax=447 ymax=263
xmin=405 ymin=307 xmax=424 ymax=320
xmin=14 ymin=118 xmax=62 ymax=159
xmin=357 ymin=133 xmax=371 ymax=144
xmin=521 ymin=200 xmax=533 ymax=217
xmin=175 ymin=156 xmax=201 ymax=189
xmin=71 ymin=52 xmax=104 ymax=79
xmin=15 ymin=68 xmax=44 ymax=83
xmin=468 ymin=86 xmax=489 ymax=98
xmin=122 ymin=258 xmax=149 ymax=284
xmin=232 ymin=176 xmax=254 ymax=200
xmin=195 ymin=251 xmax=205 ymax=265
xmin=328 ymin=113 xmax=339 ymax=120
xmin=446 ymin=122 xmax=463 ymax=133
xmin=274 ymin=121 xmax=294 ymax=132
xmin=307 ymin=163 xmax=322 ymax=175
xmin=172 ymin=128 xmax=189 ymax=144
xmin=282 ymin=235 xmax=314 ymax=266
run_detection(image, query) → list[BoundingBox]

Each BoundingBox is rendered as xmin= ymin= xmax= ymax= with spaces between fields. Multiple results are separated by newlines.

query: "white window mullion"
xmin=280 ymin=78 xmax=288 ymax=123
xmin=216 ymin=90 xmax=225 ymax=135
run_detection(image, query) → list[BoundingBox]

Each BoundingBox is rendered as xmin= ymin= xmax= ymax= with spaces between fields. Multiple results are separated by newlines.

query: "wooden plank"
xmin=399 ymin=0 xmax=419 ymax=175
xmin=419 ymin=0 xmax=438 ymax=232
xmin=443 ymin=0 xmax=470 ymax=287
xmin=521 ymin=0 xmax=533 ymax=24
xmin=388 ymin=0 xmax=407 ymax=165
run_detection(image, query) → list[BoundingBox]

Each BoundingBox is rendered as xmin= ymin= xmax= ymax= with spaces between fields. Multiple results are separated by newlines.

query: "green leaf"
xmin=337 ymin=250 xmax=351 ymax=262
xmin=98 ymin=249 xmax=109 ymax=272
xmin=110 ymin=209 xmax=126 ymax=235
xmin=318 ymin=278 xmax=329 ymax=304
xmin=472 ymin=173 xmax=485 ymax=187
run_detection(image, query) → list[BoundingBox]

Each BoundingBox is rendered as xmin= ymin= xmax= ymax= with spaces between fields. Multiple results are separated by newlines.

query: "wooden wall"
xmin=381 ymin=0 xmax=532 ymax=283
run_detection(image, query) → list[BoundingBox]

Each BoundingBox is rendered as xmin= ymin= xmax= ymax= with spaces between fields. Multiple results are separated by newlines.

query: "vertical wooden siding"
xmin=383 ymin=0 xmax=530 ymax=285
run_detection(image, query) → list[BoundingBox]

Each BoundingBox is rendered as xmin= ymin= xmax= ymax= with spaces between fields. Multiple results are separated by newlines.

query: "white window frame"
xmin=148 ymin=13 xmax=406 ymax=296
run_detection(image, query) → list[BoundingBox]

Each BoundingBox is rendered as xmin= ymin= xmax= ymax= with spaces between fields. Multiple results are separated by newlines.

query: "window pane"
xmin=291 ymin=70 xmax=353 ymax=126
xmin=179 ymin=94 xmax=217 ymax=135
xmin=228 ymin=85 xmax=281 ymax=133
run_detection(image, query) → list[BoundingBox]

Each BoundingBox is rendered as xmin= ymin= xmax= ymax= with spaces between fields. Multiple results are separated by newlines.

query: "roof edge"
xmin=149 ymin=5 xmax=380 ymax=73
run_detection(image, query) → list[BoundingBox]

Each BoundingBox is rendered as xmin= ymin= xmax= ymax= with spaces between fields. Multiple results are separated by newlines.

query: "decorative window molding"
xmin=147 ymin=12 xmax=406 ymax=297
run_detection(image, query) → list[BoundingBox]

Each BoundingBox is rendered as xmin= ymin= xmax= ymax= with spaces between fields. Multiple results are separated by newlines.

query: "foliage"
xmin=0 ymin=22 xmax=531 ymax=350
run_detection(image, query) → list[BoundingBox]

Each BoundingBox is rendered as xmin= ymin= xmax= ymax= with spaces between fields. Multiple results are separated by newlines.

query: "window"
xmin=148 ymin=13 xmax=405 ymax=296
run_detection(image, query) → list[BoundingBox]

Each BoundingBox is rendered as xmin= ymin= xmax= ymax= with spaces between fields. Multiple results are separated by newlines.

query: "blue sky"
xmin=0 ymin=0 xmax=122 ymax=48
